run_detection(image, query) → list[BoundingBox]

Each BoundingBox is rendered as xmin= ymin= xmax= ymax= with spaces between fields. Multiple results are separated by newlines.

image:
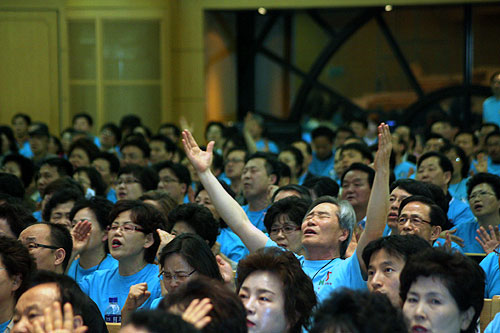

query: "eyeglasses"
xmin=159 ymin=176 xmax=179 ymax=184
xmin=24 ymin=242 xmax=60 ymax=250
xmin=398 ymin=216 xmax=431 ymax=227
xmin=225 ymin=158 xmax=244 ymax=164
xmin=107 ymin=223 xmax=145 ymax=233
xmin=158 ymin=269 xmax=196 ymax=281
xmin=113 ymin=178 xmax=139 ymax=186
xmin=469 ymin=191 xmax=496 ymax=201
xmin=269 ymin=224 xmax=301 ymax=235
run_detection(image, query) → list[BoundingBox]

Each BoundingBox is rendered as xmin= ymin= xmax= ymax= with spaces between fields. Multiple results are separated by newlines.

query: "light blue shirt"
xmin=485 ymin=312 xmax=500 ymax=333
xmin=67 ymin=254 xmax=118 ymax=284
xmin=255 ymin=139 xmax=279 ymax=154
xmin=265 ymin=239 xmax=366 ymax=303
xmin=480 ymin=252 xmax=500 ymax=298
xmin=394 ymin=161 xmax=416 ymax=180
xmin=242 ymin=205 xmax=268 ymax=232
xmin=78 ymin=264 xmax=161 ymax=317
xmin=216 ymin=228 xmax=249 ymax=263
xmin=308 ymin=151 xmax=335 ymax=178
xmin=449 ymin=178 xmax=469 ymax=203
xmin=448 ymin=197 xmax=475 ymax=226
xmin=483 ymin=96 xmax=500 ymax=128
xmin=453 ymin=220 xmax=484 ymax=253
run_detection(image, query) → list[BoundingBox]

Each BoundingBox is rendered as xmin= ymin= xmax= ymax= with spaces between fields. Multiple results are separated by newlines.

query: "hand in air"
xmin=182 ymin=130 xmax=214 ymax=174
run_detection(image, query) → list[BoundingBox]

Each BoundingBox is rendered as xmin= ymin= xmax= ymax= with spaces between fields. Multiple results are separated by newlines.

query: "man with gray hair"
xmin=182 ymin=122 xmax=392 ymax=303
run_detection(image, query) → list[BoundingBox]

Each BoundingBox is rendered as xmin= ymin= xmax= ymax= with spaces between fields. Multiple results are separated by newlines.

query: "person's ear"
xmin=11 ymin=274 xmax=21 ymax=292
xmin=339 ymin=228 xmax=349 ymax=242
xmin=101 ymin=231 xmax=108 ymax=243
xmin=444 ymin=170 xmax=452 ymax=185
xmin=460 ymin=306 xmax=475 ymax=331
xmin=268 ymin=174 xmax=277 ymax=186
xmin=54 ymin=248 xmax=66 ymax=266
xmin=430 ymin=226 xmax=442 ymax=242
xmin=144 ymin=233 xmax=154 ymax=249
xmin=73 ymin=315 xmax=84 ymax=328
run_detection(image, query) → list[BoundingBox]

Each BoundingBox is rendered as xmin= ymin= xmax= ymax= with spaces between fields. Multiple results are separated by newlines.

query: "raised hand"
xmin=71 ymin=220 xmax=92 ymax=255
xmin=182 ymin=130 xmax=214 ymax=174
xmin=476 ymin=225 xmax=500 ymax=254
xmin=373 ymin=123 xmax=392 ymax=172
xmin=156 ymin=229 xmax=175 ymax=261
xmin=33 ymin=302 xmax=87 ymax=333
xmin=182 ymin=298 xmax=213 ymax=329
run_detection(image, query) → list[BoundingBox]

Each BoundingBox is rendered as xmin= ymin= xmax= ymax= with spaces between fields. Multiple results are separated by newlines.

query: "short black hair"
xmin=280 ymin=146 xmax=304 ymax=174
xmin=417 ymin=151 xmax=454 ymax=176
xmin=2 ymin=154 xmax=34 ymax=188
xmin=121 ymin=138 xmax=151 ymax=159
xmin=117 ymin=165 xmax=159 ymax=192
xmin=68 ymin=138 xmax=100 ymax=163
xmin=485 ymin=130 xmax=500 ymax=145
xmin=362 ymin=234 xmax=432 ymax=269
xmin=303 ymin=177 xmax=340 ymax=198
xmin=69 ymin=196 xmax=114 ymax=233
xmin=128 ymin=310 xmax=199 ymax=333
xmin=390 ymin=179 xmax=433 ymax=197
xmin=310 ymin=289 xmax=407 ymax=333
xmin=92 ymin=152 xmax=120 ymax=175
xmin=160 ymin=276 xmax=246 ymax=333
xmin=42 ymin=177 xmax=84 ymax=198
xmin=400 ymin=247 xmax=484 ymax=333
xmin=42 ymin=188 xmax=84 ymax=223
xmin=0 ymin=202 xmax=36 ymax=238
xmin=166 ymin=203 xmax=220 ymax=247
xmin=246 ymin=152 xmax=280 ymax=185
xmin=271 ymin=184 xmax=312 ymax=203
xmin=100 ymin=122 xmax=122 ymax=143
xmin=399 ymin=195 xmax=448 ymax=230
xmin=0 ymin=173 xmax=25 ymax=199
xmin=264 ymin=196 xmax=310 ymax=233
xmin=159 ymin=123 xmax=181 ymax=137
xmin=311 ymin=126 xmax=335 ymax=142
xmin=440 ymin=144 xmax=469 ymax=179
xmin=120 ymin=114 xmax=142 ymax=133
xmin=340 ymin=142 xmax=374 ymax=163
xmin=108 ymin=200 xmax=166 ymax=263
xmin=38 ymin=222 xmax=73 ymax=271
xmin=72 ymin=113 xmax=93 ymax=127
xmin=155 ymin=161 xmax=192 ymax=191
xmin=467 ymin=172 xmax=500 ymax=199
xmin=12 ymin=113 xmax=31 ymax=126
xmin=150 ymin=134 xmax=177 ymax=154
xmin=159 ymin=233 xmax=223 ymax=282
xmin=27 ymin=270 xmax=107 ymax=332
xmin=341 ymin=162 xmax=375 ymax=188
xmin=73 ymin=166 xmax=108 ymax=197
xmin=0 ymin=236 xmax=36 ymax=300
xmin=40 ymin=157 xmax=74 ymax=177
xmin=454 ymin=130 xmax=478 ymax=146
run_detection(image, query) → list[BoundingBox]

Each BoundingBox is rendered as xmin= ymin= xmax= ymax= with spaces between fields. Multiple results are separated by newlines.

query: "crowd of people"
xmin=1 ymin=71 xmax=500 ymax=332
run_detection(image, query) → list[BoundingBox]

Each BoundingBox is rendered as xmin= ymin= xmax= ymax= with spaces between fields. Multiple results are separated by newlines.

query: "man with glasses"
xmin=453 ymin=172 xmax=500 ymax=253
xmin=18 ymin=222 xmax=72 ymax=274
xmin=223 ymin=147 xmax=247 ymax=202
xmin=397 ymin=195 xmax=448 ymax=246
xmin=78 ymin=200 xmax=165 ymax=317
xmin=115 ymin=165 xmax=158 ymax=201
xmin=155 ymin=161 xmax=191 ymax=204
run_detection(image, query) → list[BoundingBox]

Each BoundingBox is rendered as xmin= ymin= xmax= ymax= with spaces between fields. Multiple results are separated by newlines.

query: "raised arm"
xmin=356 ymin=123 xmax=392 ymax=274
xmin=182 ymin=130 xmax=268 ymax=252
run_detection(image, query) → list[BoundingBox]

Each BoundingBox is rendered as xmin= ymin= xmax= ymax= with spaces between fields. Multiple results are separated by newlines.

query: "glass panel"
xmin=473 ymin=5 xmax=500 ymax=86
xmin=68 ymin=21 xmax=96 ymax=79
xmin=70 ymin=85 xmax=97 ymax=121
xmin=103 ymin=21 xmax=160 ymax=80
xmin=104 ymin=85 xmax=161 ymax=130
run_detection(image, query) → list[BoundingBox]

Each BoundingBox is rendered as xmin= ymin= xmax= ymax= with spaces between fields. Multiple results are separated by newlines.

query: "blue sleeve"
xmin=485 ymin=312 xmax=500 ymax=333
xmin=480 ymin=253 xmax=500 ymax=298
xmin=78 ymin=274 xmax=91 ymax=296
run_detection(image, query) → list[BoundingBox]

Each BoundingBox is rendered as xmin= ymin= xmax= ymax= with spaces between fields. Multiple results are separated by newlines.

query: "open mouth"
xmin=246 ymin=319 xmax=255 ymax=328
xmin=111 ymin=239 xmax=122 ymax=248
xmin=411 ymin=325 xmax=428 ymax=332
xmin=303 ymin=228 xmax=317 ymax=235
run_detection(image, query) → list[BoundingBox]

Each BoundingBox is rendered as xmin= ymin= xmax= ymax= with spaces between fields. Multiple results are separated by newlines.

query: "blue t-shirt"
xmin=480 ymin=252 xmax=500 ymax=298
xmin=485 ymin=312 xmax=500 ymax=333
xmin=255 ymin=139 xmax=279 ymax=154
xmin=394 ymin=161 xmax=416 ymax=180
xmin=265 ymin=239 xmax=366 ymax=303
xmin=216 ymin=228 xmax=249 ymax=263
xmin=432 ymin=238 xmax=464 ymax=253
xmin=18 ymin=140 xmax=32 ymax=158
xmin=483 ymin=96 xmax=500 ymax=128
xmin=150 ymin=297 xmax=163 ymax=309
xmin=106 ymin=188 xmax=117 ymax=203
xmin=78 ymin=263 xmax=161 ymax=317
xmin=448 ymin=197 xmax=475 ymax=226
xmin=453 ymin=220 xmax=484 ymax=254
xmin=67 ymin=254 xmax=118 ymax=284
xmin=0 ymin=319 xmax=11 ymax=333
xmin=242 ymin=205 xmax=268 ymax=232
xmin=449 ymin=178 xmax=469 ymax=203
xmin=487 ymin=161 xmax=500 ymax=177
xmin=308 ymin=151 xmax=334 ymax=178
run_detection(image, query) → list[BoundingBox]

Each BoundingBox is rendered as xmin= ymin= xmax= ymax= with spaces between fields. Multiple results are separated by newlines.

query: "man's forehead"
xmin=400 ymin=201 xmax=430 ymax=216
xmin=420 ymin=156 xmax=440 ymax=168
xmin=311 ymin=202 xmax=338 ymax=213
xmin=246 ymin=157 xmax=266 ymax=168
xmin=344 ymin=169 xmax=369 ymax=180
xmin=17 ymin=283 xmax=60 ymax=311
xmin=20 ymin=224 xmax=50 ymax=239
